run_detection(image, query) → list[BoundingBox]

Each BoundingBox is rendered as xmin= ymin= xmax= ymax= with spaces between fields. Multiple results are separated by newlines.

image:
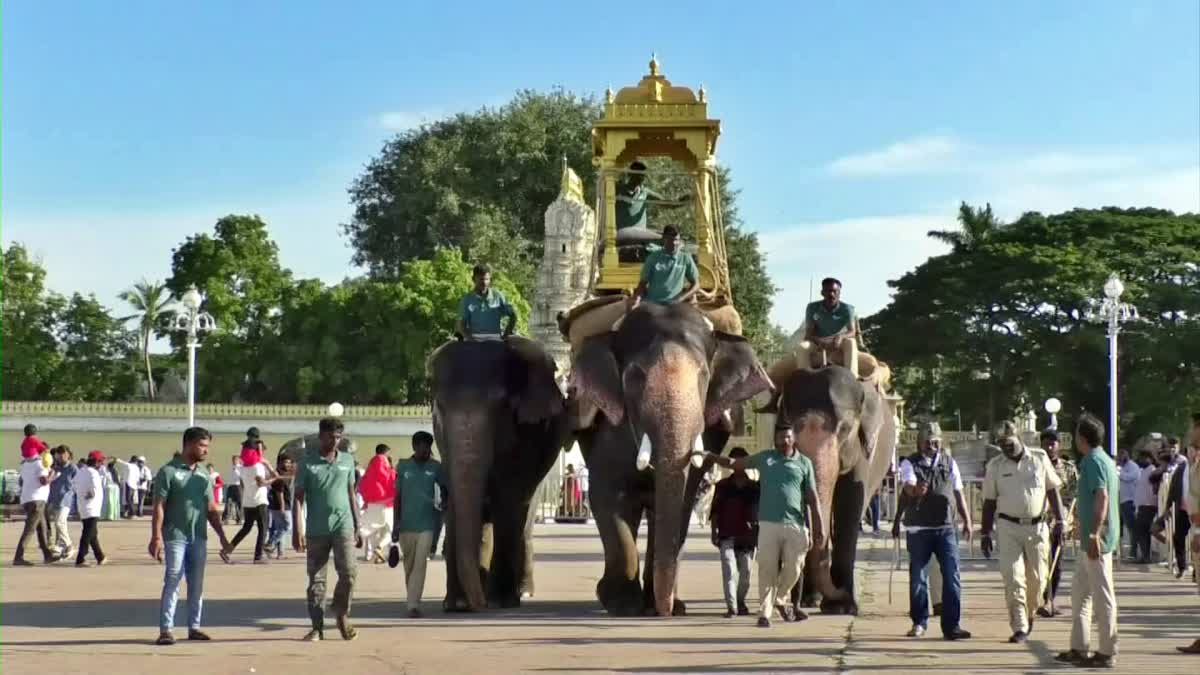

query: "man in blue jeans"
xmin=149 ymin=427 xmax=231 ymax=646
xmin=897 ymin=421 xmax=973 ymax=640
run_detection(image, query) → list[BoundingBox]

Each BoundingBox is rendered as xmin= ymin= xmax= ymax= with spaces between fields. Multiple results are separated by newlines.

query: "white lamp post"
xmin=1096 ymin=274 xmax=1137 ymax=456
xmin=1044 ymin=397 xmax=1062 ymax=430
xmin=170 ymin=285 xmax=216 ymax=427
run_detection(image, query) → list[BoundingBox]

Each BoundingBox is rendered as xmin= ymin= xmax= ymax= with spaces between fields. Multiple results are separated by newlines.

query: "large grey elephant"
xmin=429 ymin=336 xmax=567 ymax=611
xmin=773 ymin=365 xmax=897 ymax=615
xmin=568 ymin=302 xmax=772 ymax=616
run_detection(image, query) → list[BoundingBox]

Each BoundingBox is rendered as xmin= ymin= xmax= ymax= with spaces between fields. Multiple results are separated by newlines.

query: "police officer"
xmin=980 ymin=422 xmax=1066 ymax=644
xmin=898 ymin=421 xmax=973 ymax=640
xmin=1039 ymin=427 xmax=1077 ymax=618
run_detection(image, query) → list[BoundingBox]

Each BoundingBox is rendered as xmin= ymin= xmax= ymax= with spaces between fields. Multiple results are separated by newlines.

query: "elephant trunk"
xmin=446 ymin=413 xmax=494 ymax=611
xmin=797 ymin=413 xmax=851 ymax=606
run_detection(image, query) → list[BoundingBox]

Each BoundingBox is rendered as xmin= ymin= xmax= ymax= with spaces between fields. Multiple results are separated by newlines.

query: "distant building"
xmin=530 ymin=160 xmax=597 ymax=377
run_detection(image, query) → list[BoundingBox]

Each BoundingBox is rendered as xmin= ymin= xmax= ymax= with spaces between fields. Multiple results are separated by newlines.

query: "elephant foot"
xmin=442 ymin=596 xmax=477 ymax=613
xmin=596 ymin=576 xmax=643 ymax=617
xmin=819 ymin=596 xmax=859 ymax=616
xmin=639 ymin=597 xmax=686 ymax=617
xmin=488 ymin=592 xmax=522 ymax=609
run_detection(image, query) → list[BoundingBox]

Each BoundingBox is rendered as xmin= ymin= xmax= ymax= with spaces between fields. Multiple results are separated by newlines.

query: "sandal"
xmin=156 ymin=632 xmax=176 ymax=646
xmin=336 ymin=614 xmax=358 ymax=641
xmin=219 ymin=549 xmax=232 ymax=564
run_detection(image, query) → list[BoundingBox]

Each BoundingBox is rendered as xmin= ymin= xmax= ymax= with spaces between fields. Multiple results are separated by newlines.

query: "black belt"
xmin=998 ymin=513 xmax=1043 ymax=526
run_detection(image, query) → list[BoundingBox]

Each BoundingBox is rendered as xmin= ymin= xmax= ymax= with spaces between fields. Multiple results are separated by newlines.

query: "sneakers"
xmin=906 ymin=624 xmax=926 ymax=638
xmin=1054 ymin=649 xmax=1087 ymax=664
xmin=187 ymin=629 xmax=211 ymax=641
xmin=1082 ymin=653 xmax=1114 ymax=668
xmin=302 ymin=629 xmax=323 ymax=642
xmin=1008 ymin=631 xmax=1028 ymax=644
xmin=156 ymin=632 xmax=176 ymax=646
xmin=756 ymin=617 xmax=771 ymax=628
xmin=944 ymin=627 xmax=971 ymax=641
xmin=736 ymin=604 xmax=750 ymax=616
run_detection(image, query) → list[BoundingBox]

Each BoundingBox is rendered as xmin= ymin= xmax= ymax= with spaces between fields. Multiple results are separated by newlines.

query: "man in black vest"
xmin=897 ymin=421 xmax=973 ymax=640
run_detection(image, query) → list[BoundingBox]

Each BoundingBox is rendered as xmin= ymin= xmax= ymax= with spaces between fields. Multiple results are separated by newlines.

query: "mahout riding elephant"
xmin=429 ymin=336 xmax=567 ymax=611
xmin=276 ymin=434 xmax=356 ymax=463
xmin=773 ymin=365 xmax=896 ymax=615
xmin=568 ymin=302 xmax=772 ymax=616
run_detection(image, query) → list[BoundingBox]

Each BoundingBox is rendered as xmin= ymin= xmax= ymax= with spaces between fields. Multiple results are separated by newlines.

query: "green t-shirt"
xmin=639 ymin=249 xmax=699 ymax=303
xmin=395 ymin=458 xmax=444 ymax=533
xmin=615 ymin=182 xmax=663 ymax=229
xmin=459 ymin=289 xmax=515 ymax=336
xmin=805 ymin=301 xmax=855 ymax=338
xmin=152 ymin=459 xmax=215 ymax=542
xmin=1076 ymin=448 xmax=1120 ymax=554
xmin=296 ymin=450 xmax=356 ymax=538
xmin=747 ymin=449 xmax=816 ymax=527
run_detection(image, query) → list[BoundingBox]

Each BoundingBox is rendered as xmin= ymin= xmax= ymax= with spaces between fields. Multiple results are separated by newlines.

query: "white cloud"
xmin=377 ymin=110 xmax=443 ymax=132
xmin=826 ymin=135 xmax=965 ymax=176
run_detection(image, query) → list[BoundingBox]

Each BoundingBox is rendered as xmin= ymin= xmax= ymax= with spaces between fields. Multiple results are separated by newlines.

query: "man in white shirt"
xmin=13 ymin=453 xmax=57 ymax=565
xmin=113 ymin=455 xmax=145 ymax=518
xmin=223 ymin=454 xmax=244 ymax=525
xmin=578 ymin=464 xmax=590 ymax=518
xmin=72 ymin=450 xmax=108 ymax=566
xmin=222 ymin=454 xmax=276 ymax=563
xmin=1116 ymin=449 xmax=1139 ymax=558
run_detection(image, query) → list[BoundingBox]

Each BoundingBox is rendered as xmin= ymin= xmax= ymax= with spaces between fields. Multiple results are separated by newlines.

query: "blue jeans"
xmin=160 ymin=537 xmax=207 ymax=633
xmin=907 ymin=527 xmax=962 ymax=635
xmin=267 ymin=509 xmax=292 ymax=550
xmin=718 ymin=539 xmax=752 ymax=611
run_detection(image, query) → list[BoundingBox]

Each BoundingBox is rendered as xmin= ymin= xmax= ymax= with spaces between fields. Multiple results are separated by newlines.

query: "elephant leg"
xmin=821 ymin=472 xmax=865 ymax=615
xmin=592 ymin=487 xmax=644 ymax=616
xmin=443 ymin=503 xmax=470 ymax=612
xmin=486 ymin=493 xmax=528 ymax=609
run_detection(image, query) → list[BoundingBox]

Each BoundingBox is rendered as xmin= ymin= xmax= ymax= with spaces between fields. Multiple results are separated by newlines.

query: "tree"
xmin=51 ymin=293 xmax=138 ymax=400
xmin=927 ymin=201 xmax=1004 ymax=252
xmin=1 ymin=244 xmax=63 ymax=399
xmin=865 ymin=207 xmax=1200 ymax=440
xmin=119 ymin=279 xmax=175 ymax=399
xmin=166 ymin=215 xmax=293 ymax=401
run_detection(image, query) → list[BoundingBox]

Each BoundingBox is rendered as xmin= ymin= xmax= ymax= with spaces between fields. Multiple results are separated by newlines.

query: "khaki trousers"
xmin=795 ymin=339 xmax=858 ymax=377
xmin=1070 ymin=551 xmax=1118 ymax=656
xmin=997 ymin=520 xmax=1049 ymax=633
xmin=756 ymin=521 xmax=810 ymax=619
xmin=398 ymin=530 xmax=434 ymax=611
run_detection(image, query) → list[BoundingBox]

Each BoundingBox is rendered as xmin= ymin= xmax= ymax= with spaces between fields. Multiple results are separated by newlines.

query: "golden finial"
xmin=698 ymin=83 xmax=707 ymax=103
xmin=605 ymin=85 xmax=614 ymax=104
xmin=649 ymin=53 xmax=659 ymax=77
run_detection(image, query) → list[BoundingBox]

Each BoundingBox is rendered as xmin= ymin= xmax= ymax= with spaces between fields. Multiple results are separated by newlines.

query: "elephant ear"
xmin=568 ymin=333 xmax=625 ymax=425
xmin=705 ymin=332 xmax=773 ymax=426
xmin=504 ymin=336 xmax=565 ymax=425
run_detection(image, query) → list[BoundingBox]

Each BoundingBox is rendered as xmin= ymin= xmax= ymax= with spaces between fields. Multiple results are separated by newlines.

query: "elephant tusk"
xmin=690 ymin=433 xmax=706 ymax=468
xmin=636 ymin=434 xmax=652 ymax=471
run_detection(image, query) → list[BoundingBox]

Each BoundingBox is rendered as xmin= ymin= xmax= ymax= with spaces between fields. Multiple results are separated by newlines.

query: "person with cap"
xmin=980 ymin=422 xmax=1066 ymax=643
xmin=706 ymin=419 xmax=826 ymax=628
xmin=1055 ymin=412 xmax=1120 ymax=668
xmin=897 ymin=421 xmax=973 ymax=640
xmin=628 ymin=225 xmax=699 ymax=309
xmin=73 ymin=450 xmax=109 ymax=567
xmin=1038 ymin=428 xmax=1077 ymax=618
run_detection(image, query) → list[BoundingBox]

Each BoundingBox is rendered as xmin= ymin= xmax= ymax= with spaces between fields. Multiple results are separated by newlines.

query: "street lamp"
xmin=1044 ymin=397 xmax=1062 ymax=430
xmin=170 ymin=285 xmax=216 ymax=427
xmin=1096 ymin=274 xmax=1137 ymax=456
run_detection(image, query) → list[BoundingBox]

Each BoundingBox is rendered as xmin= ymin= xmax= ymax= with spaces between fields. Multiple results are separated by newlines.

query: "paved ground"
xmin=2 ymin=519 xmax=1198 ymax=674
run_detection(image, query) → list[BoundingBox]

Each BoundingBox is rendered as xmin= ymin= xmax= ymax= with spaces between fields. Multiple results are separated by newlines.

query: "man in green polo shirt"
xmin=456 ymin=264 xmax=517 ymax=340
xmin=293 ymin=417 xmax=362 ymax=642
xmin=708 ymin=421 xmax=826 ymax=628
xmin=149 ymin=426 xmax=230 ymax=646
xmin=795 ymin=277 xmax=859 ymax=376
xmin=630 ymin=226 xmax=699 ymax=307
xmin=614 ymin=161 xmax=691 ymax=246
xmin=1056 ymin=413 xmax=1120 ymax=668
xmin=390 ymin=431 xmax=447 ymax=618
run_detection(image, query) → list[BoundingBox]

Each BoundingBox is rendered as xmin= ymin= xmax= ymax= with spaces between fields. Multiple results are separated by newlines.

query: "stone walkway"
xmin=1 ymin=520 xmax=1197 ymax=674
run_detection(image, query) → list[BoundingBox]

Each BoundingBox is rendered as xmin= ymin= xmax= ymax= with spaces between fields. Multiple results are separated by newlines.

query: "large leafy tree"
xmin=1 ymin=244 xmax=64 ymax=399
xmin=865 ymin=207 xmax=1200 ymax=441
xmin=344 ymin=90 xmax=780 ymax=355
xmin=166 ymin=214 xmax=293 ymax=401
xmin=927 ymin=201 xmax=1004 ymax=252
xmin=51 ymin=293 xmax=138 ymax=400
xmin=119 ymin=279 xmax=175 ymax=400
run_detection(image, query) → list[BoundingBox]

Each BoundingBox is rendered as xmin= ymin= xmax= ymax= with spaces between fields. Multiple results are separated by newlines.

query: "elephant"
xmin=276 ymin=434 xmax=356 ymax=464
xmin=772 ymin=365 xmax=897 ymax=615
xmin=568 ymin=301 xmax=773 ymax=616
xmin=428 ymin=336 xmax=567 ymax=611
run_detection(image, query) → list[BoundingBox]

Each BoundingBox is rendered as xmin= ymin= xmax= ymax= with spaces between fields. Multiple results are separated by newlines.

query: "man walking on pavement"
xmin=980 ymin=422 xmax=1066 ymax=643
xmin=897 ymin=421 xmax=973 ymax=640
xmin=150 ymin=427 xmax=231 ymax=645
xmin=709 ymin=446 xmax=760 ymax=618
xmin=1039 ymin=428 xmax=1077 ymax=618
xmin=707 ymin=420 xmax=826 ymax=628
xmin=293 ymin=417 xmax=362 ymax=641
xmin=390 ymin=431 xmax=445 ymax=618
xmin=46 ymin=446 xmax=79 ymax=561
xmin=1055 ymin=412 xmax=1120 ymax=668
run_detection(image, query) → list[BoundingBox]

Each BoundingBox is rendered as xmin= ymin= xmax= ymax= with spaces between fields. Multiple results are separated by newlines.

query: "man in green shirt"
xmin=293 ymin=417 xmax=362 ymax=642
xmin=456 ymin=264 xmax=516 ymax=340
xmin=149 ymin=426 xmax=230 ymax=646
xmin=1056 ymin=413 xmax=1120 ymax=668
xmin=708 ymin=421 xmax=826 ymax=628
xmin=614 ymin=161 xmax=690 ymax=245
xmin=390 ymin=431 xmax=447 ymax=618
xmin=630 ymin=226 xmax=699 ymax=307
xmin=796 ymin=277 xmax=859 ymax=377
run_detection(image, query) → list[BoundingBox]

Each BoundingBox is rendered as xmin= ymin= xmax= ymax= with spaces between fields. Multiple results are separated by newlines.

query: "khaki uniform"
xmin=982 ymin=448 xmax=1063 ymax=634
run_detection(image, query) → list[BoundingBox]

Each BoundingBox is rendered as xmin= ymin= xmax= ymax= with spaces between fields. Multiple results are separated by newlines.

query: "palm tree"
xmin=119 ymin=279 xmax=174 ymax=400
xmin=928 ymin=201 xmax=1003 ymax=252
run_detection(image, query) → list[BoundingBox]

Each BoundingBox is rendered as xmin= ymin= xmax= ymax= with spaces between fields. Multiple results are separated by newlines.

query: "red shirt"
xmin=21 ymin=436 xmax=48 ymax=459
xmin=358 ymin=455 xmax=397 ymax=505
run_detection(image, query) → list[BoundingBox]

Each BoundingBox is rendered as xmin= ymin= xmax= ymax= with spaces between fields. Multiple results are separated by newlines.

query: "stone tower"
xmin=531 ymin=160 xmax=597 ymax=376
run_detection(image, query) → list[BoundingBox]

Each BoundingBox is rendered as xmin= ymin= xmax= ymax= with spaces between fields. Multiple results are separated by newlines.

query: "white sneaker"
xmin=907 ymin=625 xmax=926 ymax=638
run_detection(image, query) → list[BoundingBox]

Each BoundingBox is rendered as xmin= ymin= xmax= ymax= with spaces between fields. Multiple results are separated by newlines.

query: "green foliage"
xmin=51 ymin=293 xmax=139 ymax=400
xmin=119 ymin=279 xmax=175 ymax=400
xmin=865 ymin=207 xmax=1200 ymax=442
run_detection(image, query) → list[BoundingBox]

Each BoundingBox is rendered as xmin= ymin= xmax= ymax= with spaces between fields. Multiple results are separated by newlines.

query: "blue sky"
xmin=4 ymin=1 xmax=1198 ymax=331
